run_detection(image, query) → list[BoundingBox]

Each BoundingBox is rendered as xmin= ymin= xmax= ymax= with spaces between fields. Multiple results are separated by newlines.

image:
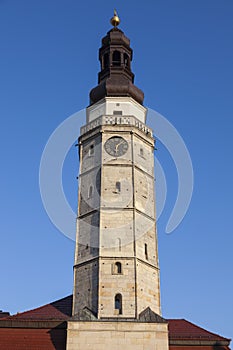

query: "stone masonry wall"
xmin=66 ymin=321 xmax=169 ymax=350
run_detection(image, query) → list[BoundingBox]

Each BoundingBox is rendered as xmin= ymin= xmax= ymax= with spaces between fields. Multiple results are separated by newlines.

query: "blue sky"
xmin=0 ymin=0 xmax=232 ymax=341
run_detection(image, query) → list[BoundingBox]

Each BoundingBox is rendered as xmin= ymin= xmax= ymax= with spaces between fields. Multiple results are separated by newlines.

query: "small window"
xmin=116 ymin=181 xmax=121 ymax=193
xmin=88 ymin=185 xmax=93 ymax=199
xmin=115 ymin=294 xmax=122 ymax=314
xmin=145 ymin=243 xmax=148 ymax=260
xmin=89 ymin=144 xmax=94 ymax=156
xmin=140 ymin=147 xmax=144 ymax=157
xmin=115 ymin=262 xmax=122 ymax=274
xmin=112 ymin=50 xmax=121 ymax=66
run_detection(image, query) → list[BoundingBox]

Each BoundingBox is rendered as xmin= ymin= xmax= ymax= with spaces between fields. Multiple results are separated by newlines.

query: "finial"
xmin=110 ymin=9 xmax=120 ymax=27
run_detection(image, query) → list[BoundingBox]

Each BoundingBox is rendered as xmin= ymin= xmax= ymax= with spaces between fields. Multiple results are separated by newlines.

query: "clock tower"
xmin=67 ymin=12 xmax=169 ymax=350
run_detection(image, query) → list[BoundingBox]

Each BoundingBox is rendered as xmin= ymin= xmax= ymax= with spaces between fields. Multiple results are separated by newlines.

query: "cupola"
xmin=89 ymin=11 xmax=144 ymax=105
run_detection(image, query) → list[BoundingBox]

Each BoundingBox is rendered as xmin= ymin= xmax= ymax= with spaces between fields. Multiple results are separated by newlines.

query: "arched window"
xmin=115 ymin=294 xmax=122 ymax=314
xmin=103 ymin=53 xmax=109 ymax=69
xmin=124 ymin=53 xmax=130 ymax=68
xmin=115 ymin=262 xmax=122 ymax=274
xmin=112 ymin=50 xmax=121 ymax=66
xmin=88 ymin=185 xmax=93 ymax=199
xmin=140 ymin=147 xmax=144 ymax=157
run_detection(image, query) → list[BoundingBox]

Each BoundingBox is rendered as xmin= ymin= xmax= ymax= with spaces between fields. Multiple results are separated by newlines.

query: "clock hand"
xmin=115 ymin=140 xmax=124 ymax=151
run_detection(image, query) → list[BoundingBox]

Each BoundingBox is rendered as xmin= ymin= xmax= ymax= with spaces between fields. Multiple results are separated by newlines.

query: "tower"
xmin=67 ymin=12 xmax=169 ymax=350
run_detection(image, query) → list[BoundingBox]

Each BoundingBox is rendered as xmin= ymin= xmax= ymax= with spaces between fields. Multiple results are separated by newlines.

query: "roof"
xmin=0 ymin=296 xmax=72 ymax=350
xmin=168 ymin=318 xmax=230 ymax=342
xmin=0 ymin=328 xmax=67 ymax=350
xmin=0 ymin=295 xmax=230 ymax=350
xmin=1 ymin=295 xmax=72 ymax=322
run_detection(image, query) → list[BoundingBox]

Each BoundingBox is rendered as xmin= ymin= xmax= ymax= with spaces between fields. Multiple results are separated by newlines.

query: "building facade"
xmin=73 ymin=18 xmax=161 ymax=320
xmin=67 ymin=12 xmax=168 ymax=349
xmin=0 ymin=13 xmax=231 ymax=350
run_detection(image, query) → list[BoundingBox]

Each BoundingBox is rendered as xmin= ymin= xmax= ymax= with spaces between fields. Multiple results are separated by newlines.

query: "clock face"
xmin=104 ymin=136 xmax=128 ymax=157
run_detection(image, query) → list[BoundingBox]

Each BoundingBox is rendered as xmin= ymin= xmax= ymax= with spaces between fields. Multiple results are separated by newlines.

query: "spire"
xmin=89 ymin=12 xmax=144 ymax=105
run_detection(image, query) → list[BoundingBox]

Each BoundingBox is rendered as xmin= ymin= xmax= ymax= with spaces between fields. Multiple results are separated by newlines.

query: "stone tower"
xmin=67 ymin=12 xmax=169 ymax=350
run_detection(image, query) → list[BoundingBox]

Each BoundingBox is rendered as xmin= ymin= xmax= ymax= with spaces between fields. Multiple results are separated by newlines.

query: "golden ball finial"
xmin=110 ymin=9 xmax=120 ymax=27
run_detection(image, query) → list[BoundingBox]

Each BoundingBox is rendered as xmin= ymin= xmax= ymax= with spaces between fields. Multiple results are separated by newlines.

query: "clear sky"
xmin=0 ymin=0 xmax=232 ymax=341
